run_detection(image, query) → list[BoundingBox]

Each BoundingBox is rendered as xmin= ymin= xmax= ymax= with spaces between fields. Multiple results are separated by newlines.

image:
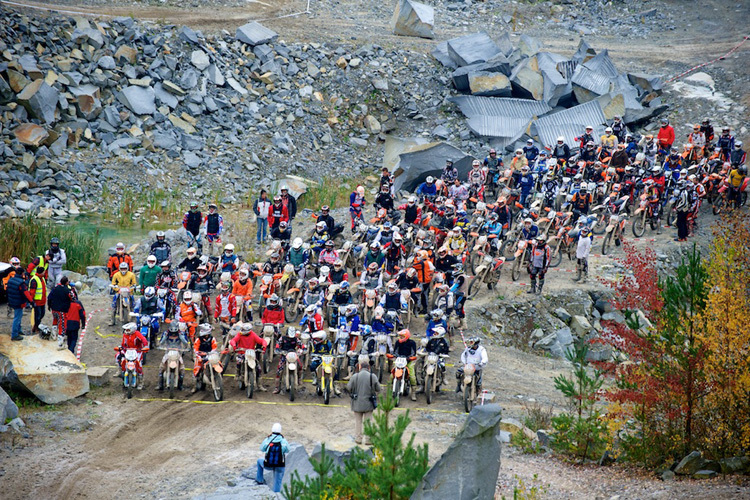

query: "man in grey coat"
xmin=347 ymin=355 xmax=380 ymax=445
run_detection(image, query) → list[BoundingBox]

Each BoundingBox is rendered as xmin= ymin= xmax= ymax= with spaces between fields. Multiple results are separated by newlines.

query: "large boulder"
xmin=281 ymin=443 xmax=316 ymax=487
xmin=16 ymin=79 xmax=59 ymax=124
xmin=13 ymin=123 xmax=49 ymax=147
xmin=0 ymin=335 xmax=89 ymax=404
xmin=391 ymin=0 xmax=435 ymax=39
xmin=0 ymin=386 xmax=19 ymax=423
xmin=509 ymin=59 xmax=543 ymax=100
xmin=392 ymin=141 xmax=476 ymax=192
xmin=674 ymin=451 xmax=706 ymax=475
xmin=411 ymin=404 xmax=502 ymax=499
xmin=468 ymin=72 xmax=511 ymax=97
xmin=117 ymin=85 xmax=156 ymax=115
xmin=236 ymin=22 xmax=278 ymax=46
xmin=447 ymin=32 xmax=501 ymax=67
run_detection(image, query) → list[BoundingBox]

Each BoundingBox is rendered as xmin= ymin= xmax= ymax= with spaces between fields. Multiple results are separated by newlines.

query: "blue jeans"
xmin=256 ymin=458 xmax=284 ymax=492
xmin=256 ymin=218 xmax=268 ymax=243
xmin=12 ymin=307 xmax=24 ymax=339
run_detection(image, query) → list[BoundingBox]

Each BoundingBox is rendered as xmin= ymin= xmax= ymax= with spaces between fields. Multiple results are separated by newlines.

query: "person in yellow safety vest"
xmin=28 ymin=266 xmax=48 ymax=333
xmin=27 ymin=253 xmax=51 ymax=280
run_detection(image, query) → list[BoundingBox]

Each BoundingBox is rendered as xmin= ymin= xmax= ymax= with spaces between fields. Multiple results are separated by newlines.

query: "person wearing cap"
xmin=182 ymin=201 xmax=203 ymax=253
xmin=268 ymin=195 xmax=289 ymax=230
xmin=6 ymin=262 xmax=32 ymax=341
xmin=347 ymin=355 xmax=381 ymax=445
xmin=255 ymin=423 xmax=290 ymax=492
xmin=279 ymin=184 xmax=297 ymax=221
xmin=139 ymin=255 xmax=160 ymax=294
xmin=523 ymin=139 xmax=539 ymax=162
xmin=203 ymin=203 xmax=223 ymax=254
xmin=442 ymin=159 xmax=458 ymax=184
xmin=253 ymin=189 xmax=271 ymax=245
xmin=107 ymin=242 xmax=134 ymax=278
xmin=47 ymin=237 xmax=67 ymax=286
xmin=657 ymin=118 xmax=675 ymax=152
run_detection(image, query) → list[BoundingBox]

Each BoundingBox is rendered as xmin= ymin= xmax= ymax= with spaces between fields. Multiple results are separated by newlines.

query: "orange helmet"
xmin=397 ymin=329 xmax=410 ymax=342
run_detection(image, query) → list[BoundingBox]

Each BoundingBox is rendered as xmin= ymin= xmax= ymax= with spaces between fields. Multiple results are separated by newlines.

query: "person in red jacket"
xmin=227 ymin=322 xmax=269 ymax=387
xmin=268 ymin=196 xmax=289 ymax=230
xmin=261 ymin=294 xmax=285 ymax=325
xmin=115 ymin=323 xmax=149 ymax=388
xmin=214 ymin=282 xmax=237 ymax=324
xmin=65 ymin=299 xmax=86 ymax=354
xmin=657 ymin=118 xmax=675 ymax=152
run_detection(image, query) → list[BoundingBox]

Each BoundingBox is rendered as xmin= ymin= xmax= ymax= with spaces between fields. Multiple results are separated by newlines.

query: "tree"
xmin=698 ymin=214 xmax=750 ymax=457
xmin=596 ymin=243 xmax=709 ymax=465
xmin=283 ymin=391 xmax=429 ymax=500
xmin=551 ymin=342 xmax=608 ymax=463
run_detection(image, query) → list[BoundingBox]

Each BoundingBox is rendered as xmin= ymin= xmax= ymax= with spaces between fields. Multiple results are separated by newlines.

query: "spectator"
xmin=48 ymin=237 xmax=67 ymax=286
xmin=255 ymin=422 xmax=290 ymax=493
xmin=253 ymin=189 xmax=271 ymax=244
xmin=6 ymin=266 xmax=32 ymax=341
xmin=48 ymin=276 xmax=73 ymax=344
xmin=65 ymin=299 xmax=86 ymax=354
xmin=346 ymin=356 xmax=381 ymax=445
xmin=29 ymin=266 xmax=48 ymax=334
xmin=279 ymin=185 xmax=298 ymax=221
xmin=26 ymin=253 xmax=51 ymax=280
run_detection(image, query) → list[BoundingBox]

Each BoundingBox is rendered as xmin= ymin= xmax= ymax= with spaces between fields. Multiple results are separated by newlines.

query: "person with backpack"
xmin=347 ymin=355 xmax=381 ymax=445
xmin=255 ymin=423 xmax=290 ymax=493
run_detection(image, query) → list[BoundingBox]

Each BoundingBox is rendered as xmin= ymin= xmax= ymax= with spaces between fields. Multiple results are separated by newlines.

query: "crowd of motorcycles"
xmin=109 ymin=126 xmax=746 ymax=411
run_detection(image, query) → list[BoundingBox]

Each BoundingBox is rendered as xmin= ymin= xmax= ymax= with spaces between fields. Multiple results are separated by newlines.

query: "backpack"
xmin=264 ymin=438 xmax=285 ymax=468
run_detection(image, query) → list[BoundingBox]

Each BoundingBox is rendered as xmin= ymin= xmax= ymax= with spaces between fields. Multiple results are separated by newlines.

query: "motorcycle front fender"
xmin=324 ymin=366 xmax=332 ymax=374
xmin=464 ymin=376 xmax=472 ymax=385
xmin=288 ymin=364 xmax=297 ymax=371
xmin=168 ymin=361 xmax=178 ymax=369
xmin=213 ymin=365 xmax=223 ymax=374
xmin=426 ymin=365 xmax=434 ymax=375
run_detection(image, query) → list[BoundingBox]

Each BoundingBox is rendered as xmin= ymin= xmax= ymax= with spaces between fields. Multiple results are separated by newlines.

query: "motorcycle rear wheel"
xmin=713 ymin=197 xmax=724 ymax=215
xmin=549 ymin=242 xmax=563 ymax=268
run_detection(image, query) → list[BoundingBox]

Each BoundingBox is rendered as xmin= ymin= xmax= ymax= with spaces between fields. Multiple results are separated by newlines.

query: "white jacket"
xmin=576 ymin=234 xmax=592 ymax=260
xmin=461 ymin=345 xmax=488 ymax=369
xmin=49 ymin=248 xmax=67 ymax=269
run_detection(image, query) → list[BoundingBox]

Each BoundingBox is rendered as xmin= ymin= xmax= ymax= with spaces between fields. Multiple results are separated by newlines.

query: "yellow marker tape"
xmin=94 ymin=326 xmax=120 ymax=339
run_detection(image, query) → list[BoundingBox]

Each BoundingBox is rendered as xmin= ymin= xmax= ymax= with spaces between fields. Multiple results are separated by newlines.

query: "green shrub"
xmin=0 ymin=215 xmax=102 ymax=273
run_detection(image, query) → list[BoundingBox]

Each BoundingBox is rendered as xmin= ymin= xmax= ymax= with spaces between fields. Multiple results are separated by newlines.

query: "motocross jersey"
xmin=381 ymin=292 xmax=404 ymax=311
xmin=287 ymin=247 xmax=310 ymax=268
xmin=156 ymin=270 xmax=178 ymax=289
xmin=194 ymin=336 xmax=217 ymax=354
xmin=136 ymin=296 xmax=160 ymax=316
xmin=392 ymin=339 xmax=417 ymax=359
xmin=426 ymin=337 xmax=449 ymax=356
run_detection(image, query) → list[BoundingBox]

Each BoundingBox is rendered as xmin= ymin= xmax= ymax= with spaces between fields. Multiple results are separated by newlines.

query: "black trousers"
xmin=676 ymin=211 xmax=689 ymax=240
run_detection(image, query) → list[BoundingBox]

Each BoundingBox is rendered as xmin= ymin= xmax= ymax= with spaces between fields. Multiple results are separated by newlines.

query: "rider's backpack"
xmin=264 ymin=438 xmax=285 ymax=468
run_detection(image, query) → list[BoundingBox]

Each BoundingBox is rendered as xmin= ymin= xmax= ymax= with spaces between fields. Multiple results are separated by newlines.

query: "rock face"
xmin=411 ymin=404 xmax=502 ymax=500
xmin=0 ymin=386 xmax=19 ymax=423
xmin=447 ymin=32 xmax=501 ymax=67
xmin=391 ymin=0 xmax=435 ymax=39
xmin=0 ymin=334 xmax=89 ymax=404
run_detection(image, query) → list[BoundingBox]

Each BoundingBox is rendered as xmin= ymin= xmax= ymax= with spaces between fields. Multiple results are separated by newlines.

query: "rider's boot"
xmin=537 ymin=279 xmax=545 ymax=295
xmin=455 ymin=380 xmax=462 ymax=393
xmin=191 ymin=375 xmax=200 ymax=393
xmin=582 ymin=269 xmax=588 ymax=283
xmin=573 ymin=264 xmax=582 ymax=282
xmin=527 ymin=277 xmax=536 ymax=294
xmin=157 ymin=373 xmax=165 ymax=391
xmin=136 ymin=374 xmax=144 ymax=390
xmin=273 ymin=377 xmax=281 ymax=394
xmin=343 ymin=366 xmax=353 ymax=381
xmin=178 ymin=373 xmax=184 ymax=391
xmin=410 ymin=388 xmax=417 ymax=401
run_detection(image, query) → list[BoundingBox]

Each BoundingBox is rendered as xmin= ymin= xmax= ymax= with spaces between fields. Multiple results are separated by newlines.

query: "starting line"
xmin=134 ymin=396 xmax=464 ymax=414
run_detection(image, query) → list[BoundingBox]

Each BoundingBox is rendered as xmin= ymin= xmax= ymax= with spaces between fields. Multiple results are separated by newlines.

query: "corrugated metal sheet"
xmin=532 ymin=100 xmax=606 ymax=148
xmin=466 ymin=116 xmax=530 ymax=139
xmin=582 ymin=49 xmax=619 ymax=79
xmin=448 ymin=96 xmax=551 ymax=119
xmin=571 ymin=65 xmax=612 ymax=96
xmin=556 ymin=60 xmax=578 ymax=80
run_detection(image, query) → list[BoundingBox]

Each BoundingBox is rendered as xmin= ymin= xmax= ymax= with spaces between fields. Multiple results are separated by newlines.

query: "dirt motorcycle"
xmin=110 ymin=285 xmax=132 ymax=325
xmin=260 ymin=324 xmax=277 ymax=374
xmin=510 ymin=240 xmax=533 ymax=281
xmin=360 ymin=287 xmax=380 ymax=324
xmin=116 ymin=346 xmax=147 ymax=400
xmin=161 ymin=346 xmax=185 ymax=400
xmin=601 ymin=212 xmax=628 ymax=255
xmin=461 ymin=363 xmax=481 ymax=413
xmin=332 ymin=328 xmax=350 ymax=380
xmin=196 ymin=350 xmax=224 ymax=401
xmin=372 ymin=332 xmax=391 ymax=383
xmin=467 ymin=233 xmax=499 ymax=276
xmin=422 ymin=352 xmax=448 ymax=405
xmin=467 ymin=254 xmax=505 ymax=298
xmin=284 ymin=278 xmax=305 ymax=323
xmin=315 ymin=353 xmax=336 ymax=405
xmin=632 ymin=192 xmax=661 ymax=237
xmin=175 ymin=271 xmax=192 ymax=304
xmin=390 ymin=356 xmax=411 ymax=407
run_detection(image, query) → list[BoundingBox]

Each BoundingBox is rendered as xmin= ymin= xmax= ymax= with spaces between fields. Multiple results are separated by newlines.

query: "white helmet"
xmin=183 ymin=291 xmax=193 ymax=303
xmin=556 ymin=136 xmax=564 ymax=142
xmin=426 ymin=176 xmax=435 ymax=183
xmin=224 ymin=244 xmax=235 ymax=252
xmin=292 ymin=237 xmax=303 ymax=249
xmin=306 ymin=304 xmax=317 ymax=314
xmin=146 ymin=255 xmax=157 ymax=267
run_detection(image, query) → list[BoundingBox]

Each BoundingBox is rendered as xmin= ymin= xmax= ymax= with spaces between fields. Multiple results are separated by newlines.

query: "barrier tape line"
xmin=133 ymin=397 xmax=463 ymax=414
xmin=76 ymin=308 xmax=107 ymax=361
xmin=666 ymin=35 xmax=750 ymax=83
